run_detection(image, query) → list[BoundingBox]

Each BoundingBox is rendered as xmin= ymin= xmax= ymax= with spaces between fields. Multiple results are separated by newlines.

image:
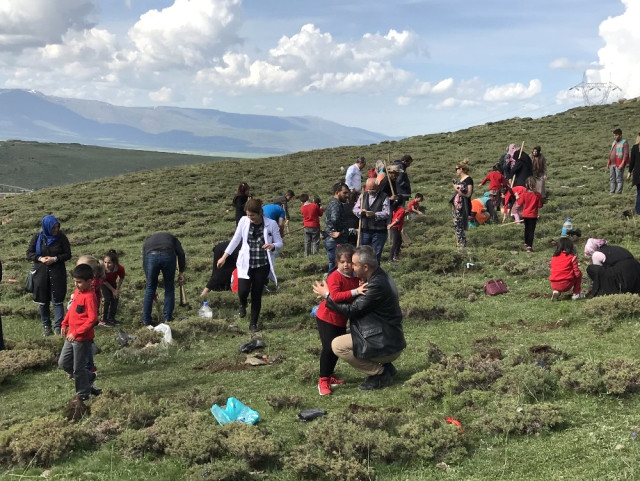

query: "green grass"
xmin=1 ymin=98 xmax=640 ymax=480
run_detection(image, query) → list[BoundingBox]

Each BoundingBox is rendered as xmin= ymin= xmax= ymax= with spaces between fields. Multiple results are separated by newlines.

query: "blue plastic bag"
xmin=310 ymin=305 xmax=318 ymax=316
xmin=211 ymin=397 xmax=261 ymax=425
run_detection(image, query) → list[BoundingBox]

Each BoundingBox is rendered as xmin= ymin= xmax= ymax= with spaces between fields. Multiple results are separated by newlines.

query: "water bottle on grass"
xmin=561 ymin=218 xmax=573 ymax=237
xmin=199 ymin=301 xmax=213 ymax=319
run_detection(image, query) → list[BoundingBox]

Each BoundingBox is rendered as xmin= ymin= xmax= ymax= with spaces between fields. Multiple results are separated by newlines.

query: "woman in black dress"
xmin=584 ymin=238 xmax=640 ymax=297
xmin=232 ymin=182 xmax=251 ymax=225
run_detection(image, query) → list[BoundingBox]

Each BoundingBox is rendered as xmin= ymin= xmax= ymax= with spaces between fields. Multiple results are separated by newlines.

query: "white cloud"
xmin=589 ymin=0 xmax=640 ymax=98
xmin=196 ymin=23 xmax=416 ymax=94
xmin=125 ymin=0 xmax=243 ymax=69
xmin=149 ymin=86 xmax=173 ymax=102
xmin=549 ymin=57 xmax=600 ymax=71
xmin=483 ymin=79 xmax=542 ymax=102
xmin=0 ymin=0 xmax=96 ymax=51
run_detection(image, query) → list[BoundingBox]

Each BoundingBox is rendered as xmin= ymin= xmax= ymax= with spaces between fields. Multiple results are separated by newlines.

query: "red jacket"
xmin=62 ymin=289 xmax=97 ymax=341
xmin=390 ymin=207 xmax=405 ymax=231
xmin=480 ymin=171 xmax=509 ymax=192
xmin=300 ymin=202 xmax=323 ymax=229
xmin=105 ymin=264 xmax=126 ymax=288
xmin=516 ymin=190 xmax=543 ymax=218
xmin=549 ymin=252 xmax=582 ymax=282
xmin=316 ymin=269 xmax=360 ymax=327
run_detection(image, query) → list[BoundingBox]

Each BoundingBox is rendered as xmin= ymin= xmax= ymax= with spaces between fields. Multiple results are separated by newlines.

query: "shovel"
xmin=179 ymin=281 xmax=188 ymax=307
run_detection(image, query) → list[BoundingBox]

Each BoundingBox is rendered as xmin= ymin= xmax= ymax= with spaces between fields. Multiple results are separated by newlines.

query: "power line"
xmin=569 ymin=72 xmax=622 ymax=106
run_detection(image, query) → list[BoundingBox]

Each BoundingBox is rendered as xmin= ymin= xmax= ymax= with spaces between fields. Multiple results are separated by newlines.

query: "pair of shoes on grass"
xmin=358 ymin=363 xmax=396 ymax=391
xmin=317 ymin=374 xmax=345 ymax=395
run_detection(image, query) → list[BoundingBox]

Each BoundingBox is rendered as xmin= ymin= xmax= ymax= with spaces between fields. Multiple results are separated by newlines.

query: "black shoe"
xmin=43 ymin=326 xmax=53 ymax=337
xmin=90 ymin=384 xmax=102 ymax=396
xmin=358 ymin=369 xmax=394 ymax=391
xmin=249 ymin=323 xmax=259 ymax=333
xmin=384 ymin=363 xmax=397 ymax=377
xmin=54 ymin=327 xmax=61 ymax=336
xmin=77 ymin=394 xmax=90 ymax=402
xmin=236 ymin=305 xmax=247 ymax=318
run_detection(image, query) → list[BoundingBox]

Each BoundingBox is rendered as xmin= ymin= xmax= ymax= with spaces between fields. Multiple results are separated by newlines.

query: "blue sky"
xmin=0 ymin=0 xmax=636 ymax=138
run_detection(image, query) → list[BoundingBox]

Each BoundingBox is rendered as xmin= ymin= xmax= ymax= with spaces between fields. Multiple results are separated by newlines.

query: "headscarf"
xmin=36 ymin=215 xmax=60 ymax=255
xmin=506 ymin=144 xmax=518 ymax=168
xmin=584 ymin=238 xmax=607 ymax=257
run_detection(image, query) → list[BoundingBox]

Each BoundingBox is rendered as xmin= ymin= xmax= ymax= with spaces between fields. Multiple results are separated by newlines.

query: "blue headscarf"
xmin=36 ymin=215 xmax=60 ymax=255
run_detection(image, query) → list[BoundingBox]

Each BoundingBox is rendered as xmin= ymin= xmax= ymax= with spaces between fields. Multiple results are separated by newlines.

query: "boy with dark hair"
xmin=300 ymin=193 xmax=324 ymax=256
xmin=59 ymin=263 xmax=100 ymax=401
xmin=406 ymin=193 xmax=424 ymax=220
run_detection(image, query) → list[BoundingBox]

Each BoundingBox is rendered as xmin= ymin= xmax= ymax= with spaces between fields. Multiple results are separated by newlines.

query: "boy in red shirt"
xmin=388 ymin=200 xmax=405 ymax=262
xmin=516 ymin=177 xmax=544 ymax=252
xmin=406 ymin=193 xmax=424 ymax=220
xmin=314 ymin=244 xmax=366 ymax=395
xmin=58 ymin=264 xmax=100 ymax=401
xmin=481 ymin=163 xmax=510 ymax=220
xmin=300 ymin=193 xmax=324 ymax=256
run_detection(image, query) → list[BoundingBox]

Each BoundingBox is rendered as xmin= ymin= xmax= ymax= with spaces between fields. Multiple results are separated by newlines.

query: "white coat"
xmin=225 ymin=216 xmax=283 ymax=283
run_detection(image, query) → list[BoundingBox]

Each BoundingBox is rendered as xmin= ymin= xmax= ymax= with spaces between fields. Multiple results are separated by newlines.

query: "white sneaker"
xmin=146 ymin=325 xmax=155 ymax=330
xmin=551 ymin=290 xmax=560 ymax=301
xmin=572 ymin=293 xmax=585 ymax=300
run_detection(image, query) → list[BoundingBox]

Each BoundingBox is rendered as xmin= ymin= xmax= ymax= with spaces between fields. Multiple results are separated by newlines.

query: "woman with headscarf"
xmin=584 ymin=238 xmax=640 ymax=297
xmin=232 ymin=182 xmax=251 ymax=225
xmin=530 ymin=146 xmax=547 ymax=199
xmin=26 ymin=215 xmax=72 ymax=336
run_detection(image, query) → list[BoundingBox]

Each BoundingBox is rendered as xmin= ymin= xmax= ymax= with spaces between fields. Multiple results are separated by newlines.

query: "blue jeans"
xmin=325 ymin=235 xmax=346 ymax=274
xmin=360 ymin=230 xmax=387 ymax=264
xmin=39 ymin=298 xmax=65 ymax=330
xmin=142 ymin=252 xmax=176 ymax=325
xmin=610 ymin=165 xmax=625 ymax=193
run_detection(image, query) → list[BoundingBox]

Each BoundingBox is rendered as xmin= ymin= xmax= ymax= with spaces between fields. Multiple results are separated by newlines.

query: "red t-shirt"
xmin=316 ymin=269 xmax=360 ymax=327
xmin=62 ymin=289 xmax=97 ymax=341
xmin=300 ymin=203 xmax=323 ymax=229
xmin=390 ymin=207 xmax=405 ymax=231
xmin=516 ymin=191 xmax=543 ymax=218
xmin=549 ymin=252 xmax=582 ymax=282
xmin=105 ymin=264 xmax=126 ymax=288
xmin=407 ymin=199 xmax=420 ymax=214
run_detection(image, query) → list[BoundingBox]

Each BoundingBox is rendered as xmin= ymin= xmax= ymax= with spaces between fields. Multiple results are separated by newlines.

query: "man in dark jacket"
xmin=142 ymin=232 xmax=186 ymax=326
xmin=508 ymin=149 xmax=533 ymax=187
xmin=391 ymin=154 xmax=413 ymax=205
xmin=354 ymin=178 xmax=390 ymax=264
xmin=324 ymin=182 xmax=350 ymax=273
xmin=313 ymin=245 xmax=406 ymax=390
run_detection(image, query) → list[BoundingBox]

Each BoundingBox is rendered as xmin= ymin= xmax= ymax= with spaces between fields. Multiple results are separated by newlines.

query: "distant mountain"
xmin=0 ymin=89 xmax=395 ymax=155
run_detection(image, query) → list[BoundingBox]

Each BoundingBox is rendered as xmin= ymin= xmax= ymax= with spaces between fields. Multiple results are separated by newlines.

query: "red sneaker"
xmin=329 ymin=375 xmax=345 ymax=387
xmin=317 ymin=377 xmax=332 ymax=396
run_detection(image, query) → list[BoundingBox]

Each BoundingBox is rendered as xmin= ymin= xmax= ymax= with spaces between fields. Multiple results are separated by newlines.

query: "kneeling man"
xmin=313 ymin=245 xmax=405 ymax=390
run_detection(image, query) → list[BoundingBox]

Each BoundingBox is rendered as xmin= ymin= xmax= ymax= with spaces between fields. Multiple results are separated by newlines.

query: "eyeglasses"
xmin=455 ymin=167 xmax=461 ymax=170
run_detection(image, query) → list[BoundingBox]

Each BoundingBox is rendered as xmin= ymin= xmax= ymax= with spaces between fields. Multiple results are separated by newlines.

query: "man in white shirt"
xmin=345 ymin=157 xmax=366 ymax=193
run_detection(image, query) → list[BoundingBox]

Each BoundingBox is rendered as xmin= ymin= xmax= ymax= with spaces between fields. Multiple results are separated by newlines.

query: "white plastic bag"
xmin=153 ymin=323 xmax=173 ymax=343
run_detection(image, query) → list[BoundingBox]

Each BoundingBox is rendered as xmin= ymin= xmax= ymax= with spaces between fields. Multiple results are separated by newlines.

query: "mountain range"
xmin=0 ymin=89 xmax=394 ymax=156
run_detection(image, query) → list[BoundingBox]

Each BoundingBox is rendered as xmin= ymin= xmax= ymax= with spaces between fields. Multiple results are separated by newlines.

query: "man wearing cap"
xmin=345 ymin=157 xmax=367 ymax=193
xmin=378 ymin=164 xmax=403 ymax=200
xmin=391 ymin=154 xmax=413 ymax=205
xmin=354 ymin=178 xmax=390 ymax=264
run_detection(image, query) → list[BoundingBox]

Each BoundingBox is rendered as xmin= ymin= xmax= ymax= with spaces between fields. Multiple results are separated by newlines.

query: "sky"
xmin=0 ymin=0 xmax=637 ymax=138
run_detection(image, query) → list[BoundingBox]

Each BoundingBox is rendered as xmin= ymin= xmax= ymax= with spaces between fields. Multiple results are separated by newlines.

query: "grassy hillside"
xmin=0 ymin=140 xmax=238 ymax=190
xmin=1 ymin=98 xmax=640 ymax=480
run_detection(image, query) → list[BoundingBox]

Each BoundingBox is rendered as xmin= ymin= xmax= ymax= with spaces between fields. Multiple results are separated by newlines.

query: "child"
xmin=549 ymin=237 xmax=584 ymax=300
xmin=300 ymin=193 xmax=323 ymax=256
xmin=58 ymin=264 xmax=100 ymax=401
xmin=314 ymin=244 xmax=366 ymax=395
xmin=406 ymin=193 xmax=424 ymax=220
xmin=516 ymin=176 xmax=543 ymax=252
xmin=388 ymin=200 xmax=405 ymax=262
xmin=102 ymin=249 xmax=125 ymax=325
xmin=480 ymin=163 xmax=510 ymax=221
xmin=505 ymin=185 xmax=526 ymax=223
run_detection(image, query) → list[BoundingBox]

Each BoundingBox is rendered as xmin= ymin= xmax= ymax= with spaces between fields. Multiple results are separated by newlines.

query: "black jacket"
xmin=324 ymin=198 xmax=348 ymax=240
xmin=26 ymin=232 xmax=72 ymax=304
xmin=629 ymin=144 xmax=640 ymax=186
xmin=326 ymin=267 xmax=405 ymax=359
xmin=508 ymin=152 xmax=533 ymax=187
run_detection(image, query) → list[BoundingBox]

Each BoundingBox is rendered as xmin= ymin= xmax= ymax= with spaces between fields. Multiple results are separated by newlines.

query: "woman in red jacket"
xmin=516 ymin=177 xmax=543 ymax=252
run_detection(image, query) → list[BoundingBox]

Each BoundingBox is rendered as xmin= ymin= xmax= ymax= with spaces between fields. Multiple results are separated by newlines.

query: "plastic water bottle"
xmin=561 ymin=218 xmax=573 ymax=237
xmin=199 ymin=301 xmax=213 ymax=319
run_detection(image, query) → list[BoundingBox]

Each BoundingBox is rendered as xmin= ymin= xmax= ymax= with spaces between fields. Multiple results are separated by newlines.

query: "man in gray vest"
xmin=354 ymin=178 xmax=390 ymax=264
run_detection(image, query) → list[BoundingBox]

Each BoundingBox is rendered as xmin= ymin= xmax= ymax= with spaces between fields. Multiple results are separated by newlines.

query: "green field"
xmin=1 ymin=98 xmax=640 ymax=480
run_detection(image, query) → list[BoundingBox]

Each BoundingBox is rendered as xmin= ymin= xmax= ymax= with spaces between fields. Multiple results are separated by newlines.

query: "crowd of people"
xmin=6 ymin=128 xmax=640 ymax=400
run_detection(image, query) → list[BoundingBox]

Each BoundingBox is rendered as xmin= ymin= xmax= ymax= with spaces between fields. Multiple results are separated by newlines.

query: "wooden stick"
xmin=180 ymin=283 xmax=188 ymax=306
xmin=356 ymin=215 xmax=362 ymax=247
xmin=509 ymin=141 xmax=526 ymax=187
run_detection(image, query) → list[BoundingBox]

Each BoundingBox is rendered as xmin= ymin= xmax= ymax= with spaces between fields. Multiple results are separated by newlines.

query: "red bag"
xmin=484 ymin=279 xmax=508 ymax=295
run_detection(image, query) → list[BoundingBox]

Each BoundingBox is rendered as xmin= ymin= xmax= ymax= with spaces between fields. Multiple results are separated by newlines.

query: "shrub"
xmin=91 ymin=391 xmax=164 ymax=429
xmin=285 ymin=447 xmax=374 ymax=481
xmin=396 ymin=417 xmax=468 ymax=464
xmin=187 ymin=458 xmax=251 ymax=481
xmin=555 ymin=360 xmax=605 ymax=394
xmin=265 ymin=394 xmax=302 ymax=410
xmin=116 ymin=428 xmax=155 ymax=458
xmin=0 ymin=348 xmax=56 ymax=383
xmin=602 ymin=359 xmax=640 ymax=395
xmin=473 ymin=402 xmax=563 ymax=435
xmin=493 ymin=363 xmax=557 ymax=402
xmin=582 ymin=293 xmax=640 ymax=321
xmin=220 ymin=423 xmax=280 ymax=469
xmin=0 ymin=416 xmax=92 ymax=467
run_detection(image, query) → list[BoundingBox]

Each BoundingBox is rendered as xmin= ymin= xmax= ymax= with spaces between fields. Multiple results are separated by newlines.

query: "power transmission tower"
xmin=570 ymin=72 xmax=622 ymax=106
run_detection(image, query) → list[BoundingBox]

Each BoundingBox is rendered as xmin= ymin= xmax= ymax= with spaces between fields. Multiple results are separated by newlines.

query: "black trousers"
xmin=316 ymin=318 xmax=346 ymax=378
xmin=237 ymin=264 xmax=270 ymax=324
xmin=389 ymin=227 xmax=402 ymax=260
xmin=523 ymin=217 xmax=537 ymax=247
